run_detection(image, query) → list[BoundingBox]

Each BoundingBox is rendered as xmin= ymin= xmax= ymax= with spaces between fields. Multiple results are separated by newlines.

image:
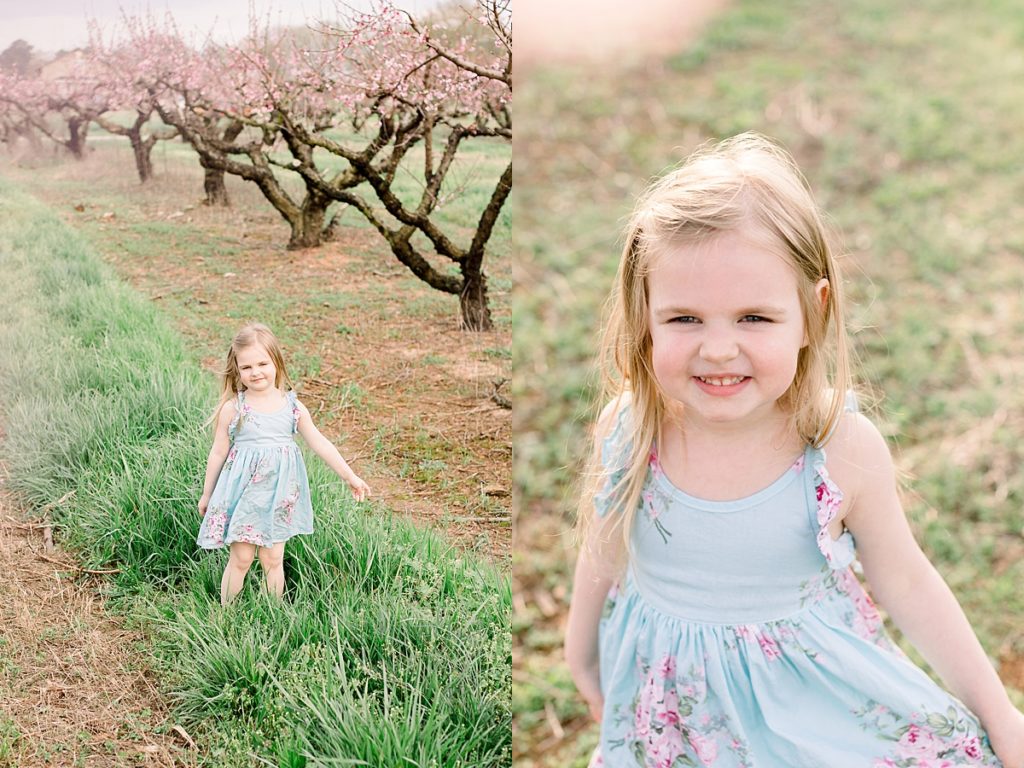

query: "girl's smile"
xmin=647 ymin=229 xmax=826 ymax=430
xmin=236 ymin=343 xmax=278 ymax=392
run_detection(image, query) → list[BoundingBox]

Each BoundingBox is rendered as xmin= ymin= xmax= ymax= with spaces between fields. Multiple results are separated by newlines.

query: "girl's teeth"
xmin=700 ymin=376 xmax=745 ymax=386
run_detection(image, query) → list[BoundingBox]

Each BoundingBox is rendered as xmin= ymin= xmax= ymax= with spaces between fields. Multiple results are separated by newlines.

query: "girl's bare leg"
xmin=258 ymin=542 xmax=286 ymax=598
xmin=221 ymin=542 xmax=257 ymax=605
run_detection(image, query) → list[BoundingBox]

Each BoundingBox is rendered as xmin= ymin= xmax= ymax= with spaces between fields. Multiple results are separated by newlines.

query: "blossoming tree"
xmin=115 ymin=0 xmax=510 ymax=329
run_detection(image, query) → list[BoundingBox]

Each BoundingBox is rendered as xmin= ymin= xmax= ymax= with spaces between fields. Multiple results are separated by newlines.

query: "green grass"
xmin=514 ymin=0 xmax=1024 ymax=764
xmin=0 ymin=182 xmax=511 ymax=766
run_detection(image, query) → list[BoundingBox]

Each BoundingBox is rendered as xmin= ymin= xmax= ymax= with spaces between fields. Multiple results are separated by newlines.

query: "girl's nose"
xmin=699 ymin=331 xmax=739 ymax=363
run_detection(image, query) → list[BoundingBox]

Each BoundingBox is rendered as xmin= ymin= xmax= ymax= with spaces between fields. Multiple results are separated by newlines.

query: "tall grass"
xmin=0 ymin=180 xmax=511 ymax=767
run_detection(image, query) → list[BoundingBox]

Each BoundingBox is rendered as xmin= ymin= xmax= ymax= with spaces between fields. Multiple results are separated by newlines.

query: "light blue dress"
xmin=197 ymin=390 xmax=314 ymax=549
xmin=590 ymin=403 xmax=1001 ymax=767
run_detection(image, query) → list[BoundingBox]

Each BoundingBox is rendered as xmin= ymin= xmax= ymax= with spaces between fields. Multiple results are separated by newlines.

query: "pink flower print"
xmin=658 ymin=688 xmax=682 ymax=726
xmin=872 ymin=760 xmax=899 ymax=768
xmin=688 ymin=732 xmax=719 ymax=766
xmin=649 ymin=731 xmax=683 ymax=768
xmin=734 ymin=624 xmax=753 ymax=639
xmin=791 ymin=454 xmax=805 ymax=473
xmin=642 ymin=490 xmax=658 ymax=519
xmin=757 ymin=633 xmax=782 ymax=661
xmin=656 ymin=654 xmax=676 ymax=680
xmin=955 ymin=735 xmax=984 ymax=761
xmin=649 ymin=447 xmax=663 ymax=476
xmin=815 ymin=480 xmax=842 ymax=525
xmin=895 ymin=724 xmax=942 ymax=760
xmin=642 ymin=489 xmax=672 ymax=543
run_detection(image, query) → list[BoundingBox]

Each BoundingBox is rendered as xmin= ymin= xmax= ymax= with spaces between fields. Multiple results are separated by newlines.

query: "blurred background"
xmin=512 ymin=0 xmax=1024 ymax=764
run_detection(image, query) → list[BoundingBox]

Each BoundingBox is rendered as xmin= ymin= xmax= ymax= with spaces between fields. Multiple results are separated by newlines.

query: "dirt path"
xmin=0 ymin=463 xmax=190 ymax=767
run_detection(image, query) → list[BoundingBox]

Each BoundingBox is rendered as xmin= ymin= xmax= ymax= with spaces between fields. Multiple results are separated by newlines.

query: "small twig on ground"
xmin=171 ymin=724 xmax=197 ymax=749
xmin=490 ymin=377 xmax=510 ymax=409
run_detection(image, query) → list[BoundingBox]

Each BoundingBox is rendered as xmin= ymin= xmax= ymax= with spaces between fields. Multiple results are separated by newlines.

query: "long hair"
xmin=578 ymin=133 xmax=855 ymax=567
xmin=207 ymin=323 xmax=293 ymax=431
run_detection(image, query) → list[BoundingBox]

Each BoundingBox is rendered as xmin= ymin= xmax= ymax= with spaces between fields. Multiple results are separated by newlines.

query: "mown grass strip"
xmin=0 ymin=179 xmax=511 ymax=767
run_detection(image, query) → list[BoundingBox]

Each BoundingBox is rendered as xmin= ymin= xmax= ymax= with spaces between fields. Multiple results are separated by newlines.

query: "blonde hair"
xmin=207 ymin=323 xmax=294 ymax=430
xmin=579 ymin=133 xmax=854 ymax=564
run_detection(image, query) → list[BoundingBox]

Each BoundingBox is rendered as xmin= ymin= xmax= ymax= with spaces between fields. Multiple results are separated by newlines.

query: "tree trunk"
xmin=459 ymin=257 xmax=493 ymax=331
xmin=128 ymin=127 xmax=153 ymax=183
xmin=202 ymin=165 xmax=230 ymax=206
xmin=286 ymin=195 xmax=331 ymax=250
xmin=66 ymin=117 xmax=87 ymax=159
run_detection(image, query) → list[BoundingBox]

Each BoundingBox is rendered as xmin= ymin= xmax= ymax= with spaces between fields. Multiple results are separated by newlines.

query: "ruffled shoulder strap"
xmin=287 ymin=389 xmax=301 ymax=435
xmin=227 ymin=392 xmax=244 ymax=442
xmin=593 ymin=399 xmax=635 ymax=518
xmin=808 ymin=390 xmax=859 ymax=570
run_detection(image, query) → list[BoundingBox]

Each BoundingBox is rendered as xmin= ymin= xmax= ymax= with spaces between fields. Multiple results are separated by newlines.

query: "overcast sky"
xmin=0 ymin=0 xmax=442 ymax=54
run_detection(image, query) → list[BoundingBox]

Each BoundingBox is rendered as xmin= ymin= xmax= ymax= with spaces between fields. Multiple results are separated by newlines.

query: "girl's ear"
xmin=815 ymin=278 xmax=830 ymax=312
xmin=803 ymin=278 xmax=830 ymax=347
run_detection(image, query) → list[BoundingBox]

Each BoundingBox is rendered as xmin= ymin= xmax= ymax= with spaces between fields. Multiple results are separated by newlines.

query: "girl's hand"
xmin=988 ymin=707 xmax=1024 ymax=768
xmin=198 ymin=493 xmax=210 ymax=517
xmin=347 ymin=474 xmax=370 ymax=501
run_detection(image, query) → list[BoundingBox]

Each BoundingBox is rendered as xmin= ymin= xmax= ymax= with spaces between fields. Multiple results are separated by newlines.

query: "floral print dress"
xmin=197 ymin=390 xmax=314 ymax=549
xmin=590 ymin=403 xmax=1001 ymax=768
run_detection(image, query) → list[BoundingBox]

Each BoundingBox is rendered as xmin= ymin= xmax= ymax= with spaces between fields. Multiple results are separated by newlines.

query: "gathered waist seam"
xmin=627 ymin=579 xmax=831 ymax=627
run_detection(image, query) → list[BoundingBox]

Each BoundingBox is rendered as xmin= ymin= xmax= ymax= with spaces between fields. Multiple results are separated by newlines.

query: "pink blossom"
xmin=688 ymin=732 xmax=719 ymax=766
xmin=895 ymin=724 xmax=941 ymax=759
xmin=816 ymin=480 xmax=842 ymax=525
xmin=955 ymin=734 xmax=984 ymax=761
xmin=642 ymin=490 xmax=659 ymax=519
xmin=649 ymin=447 xmax=663 ymax=476
xmin=657 ymin=688 xmax=681 ymax=726
xmin=656 ymin=655 xmax=677 ymax=680
xmin=757 ymin=633 xmax=782 ymax=661
xmin=648 ymin=728 xmax=685 ymax=767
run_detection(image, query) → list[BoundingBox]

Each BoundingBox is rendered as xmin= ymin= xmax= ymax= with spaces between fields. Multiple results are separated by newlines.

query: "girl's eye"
xmin=669 ymin=316 xmax=700 ymax=324
xmin=740 ymin=315 xmax=770 ymax=323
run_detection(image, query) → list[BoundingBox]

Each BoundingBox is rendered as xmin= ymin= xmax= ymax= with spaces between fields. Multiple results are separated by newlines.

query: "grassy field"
xmin=1 ymin=127 xmax=511 ymax=561
xmin=513 ymin=0 xmax=1024 ymax=764
xmin=0 ymin=112 xmax=510 ymax=763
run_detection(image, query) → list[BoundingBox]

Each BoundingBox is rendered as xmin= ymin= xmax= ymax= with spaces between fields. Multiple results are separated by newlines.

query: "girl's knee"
xmin=228 ymin=542 xmax=257 ymax=570
xmin=258 ymin=543 xmax=285 ymax=570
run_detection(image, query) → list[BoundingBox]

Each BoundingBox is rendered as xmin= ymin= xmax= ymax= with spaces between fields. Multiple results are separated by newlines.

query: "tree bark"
xmin=286 ymin=192 xmax=331 ymax=250
xmin=199 ymin=120 xmax=244 ymax=207
xmin=66 ymin=117 xmax=87 ymax=159
xmin=459 ymin=256 xmax=492 ymax=331
xmin=128 ymin=127 xmax=153 ymax=182
xmin=202 ymin=163 xmax=230 ymax=206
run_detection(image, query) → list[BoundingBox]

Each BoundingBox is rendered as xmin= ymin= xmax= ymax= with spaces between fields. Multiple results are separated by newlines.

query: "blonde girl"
xmin=565 ymin=134 xmax=1024 ymax=767
xmin=197 ymin=323 xmax=369 ymax=605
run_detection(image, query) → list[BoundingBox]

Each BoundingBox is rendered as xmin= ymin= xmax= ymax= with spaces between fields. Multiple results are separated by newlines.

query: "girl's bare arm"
xmin=295 ymin=401 xmax=370 ymax=500
xmin=839 ymin=415 xmax=1023 ymax=763
xmin=198 ymin=401 xmax=235 ymax=514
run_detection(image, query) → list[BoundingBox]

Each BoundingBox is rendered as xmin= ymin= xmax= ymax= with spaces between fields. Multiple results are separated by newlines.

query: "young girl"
xmin=565 ymin=134 xmax=1024 ymax=767
xmin=197 ymin=322 xmax=370 ymax=605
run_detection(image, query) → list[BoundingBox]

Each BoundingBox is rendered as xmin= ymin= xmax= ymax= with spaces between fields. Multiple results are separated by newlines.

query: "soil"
xmin=0 ymin=460 xmax=191 ymax=767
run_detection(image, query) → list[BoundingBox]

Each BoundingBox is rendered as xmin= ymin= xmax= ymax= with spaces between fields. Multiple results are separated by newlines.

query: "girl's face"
xmin=646 ymin=230 xmax=826 ymax=431
xmin=235 ymin=343 xmax=278 ymax=393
